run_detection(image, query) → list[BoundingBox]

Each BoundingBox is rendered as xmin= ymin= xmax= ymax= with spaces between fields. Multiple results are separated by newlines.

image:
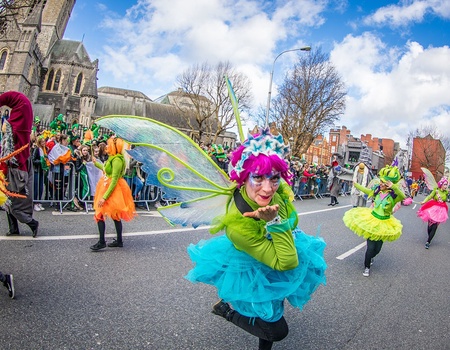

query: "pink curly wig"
xmin=437 ymin=177 xmax=448 ymax=189
xmin=229 ymin=144 xmax=293 ymax=187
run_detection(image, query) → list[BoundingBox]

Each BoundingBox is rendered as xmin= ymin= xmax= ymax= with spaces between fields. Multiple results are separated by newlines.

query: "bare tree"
xmin=0 ymin=0 xmax=37 ymax=37
xmin=175 ymin=61 xmax=252 ymax=144
xmin=407 ymin=125 xmax=448 ymax=175
xmin=269 ymin=48 xmax=346 ymax=158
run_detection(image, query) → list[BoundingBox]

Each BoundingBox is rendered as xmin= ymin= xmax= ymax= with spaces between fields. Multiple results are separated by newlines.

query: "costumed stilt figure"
xmin=350 ymin=162 xmax=371 ymax=207
xmin=416 ymin=168 xmax=448 ymax=249
xmin=0 ymin=91 xmax=39 ymax=237
xmin=93 ymin=114 xmax=327 ymax=350
xmin=343 ymin=165 xmax=405 ymax=277
xmin=90 ymin=136 xmax=136 ymax=251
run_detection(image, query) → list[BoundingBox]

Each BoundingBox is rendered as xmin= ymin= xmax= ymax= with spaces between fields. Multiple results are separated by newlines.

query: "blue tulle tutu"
xmin=185 ymin=229 xmax=327 ymax=322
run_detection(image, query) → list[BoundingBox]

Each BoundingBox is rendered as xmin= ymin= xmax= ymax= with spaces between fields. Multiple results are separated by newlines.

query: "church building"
xmin=0 ymin=0 xmax=236 ymax=147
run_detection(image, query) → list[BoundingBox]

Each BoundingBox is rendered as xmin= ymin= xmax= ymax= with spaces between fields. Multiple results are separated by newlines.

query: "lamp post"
xmin=265 ymin=46 xmax=311 ymax=127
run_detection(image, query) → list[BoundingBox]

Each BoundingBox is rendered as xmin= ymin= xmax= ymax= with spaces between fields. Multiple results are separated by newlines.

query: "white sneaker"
xmin=34 ymin=204 xmax=42 ymax=212
xmin=38 ymin=203 xmax=45 ymax=211
xmin=363 ymin=268 xmax=370 ymax=277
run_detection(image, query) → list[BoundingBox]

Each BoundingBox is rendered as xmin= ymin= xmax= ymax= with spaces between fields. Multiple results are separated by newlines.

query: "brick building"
xmin=303 ymin=134 xmax=331 ymax=165
xmin=410 ymin=135 xmax=445 ymax=180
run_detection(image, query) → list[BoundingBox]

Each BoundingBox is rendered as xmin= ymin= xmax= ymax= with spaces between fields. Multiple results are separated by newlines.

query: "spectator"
xmin=124 ymin=156 xmax=144 ymax=201
xmin=32 ymin=136 xmax=50 ymax=211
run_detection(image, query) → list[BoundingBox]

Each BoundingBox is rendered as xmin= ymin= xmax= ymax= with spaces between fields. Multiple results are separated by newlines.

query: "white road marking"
xmin=336 ymin=242 xmax=366 ymax=260
xmin=0 ymin=227 xmax=205 ymax=241
xmin=2 ymin=204 xmax=353 ymax=249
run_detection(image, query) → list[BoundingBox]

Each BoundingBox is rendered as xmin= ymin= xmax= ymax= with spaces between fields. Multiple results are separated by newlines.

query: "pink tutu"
xmin=417 ymin=200 xmax=448 ymax=224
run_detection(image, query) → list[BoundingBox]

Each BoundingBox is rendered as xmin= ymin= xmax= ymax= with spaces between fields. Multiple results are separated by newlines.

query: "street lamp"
xmin=265 ymin=46 xmax=311 ymax=127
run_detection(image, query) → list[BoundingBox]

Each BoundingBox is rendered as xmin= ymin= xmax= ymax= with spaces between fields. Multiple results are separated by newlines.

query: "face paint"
xmin=249 ymin=171 xmax=281 ymax=188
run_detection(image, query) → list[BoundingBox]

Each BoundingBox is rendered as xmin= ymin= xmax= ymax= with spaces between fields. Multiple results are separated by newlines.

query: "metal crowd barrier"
xmin=34 ymin=163 xmax=351 ymax=212
xmin=33 ymin=162 xmax=163 ymax=213
xmin=33 ymin=162 xmax=76 ymax=214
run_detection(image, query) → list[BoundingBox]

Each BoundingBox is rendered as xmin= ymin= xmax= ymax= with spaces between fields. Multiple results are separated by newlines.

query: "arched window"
xmin=74 ymin=73 xmax=82 ymax=94
xmin=53 ymin=70 xmax=61 ymax=91
xmin=0 ymin=51 xmax=7 ymax=70
xmin=46 ymin=69 xmax=54 ymax=90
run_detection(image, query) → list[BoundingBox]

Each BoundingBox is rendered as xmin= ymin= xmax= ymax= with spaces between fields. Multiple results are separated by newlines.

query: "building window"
xmin=53 ymin=70 xmax=61 ymax=91
xmin=46 ymin=69 xmax=54 ymax=90
xmin=0 ymin=51 xmax=7 ymax=70
xmin=74 ymin=73 xmax=82 ymax=94
xmin=332 ymin=135 xmax=336 ymax=142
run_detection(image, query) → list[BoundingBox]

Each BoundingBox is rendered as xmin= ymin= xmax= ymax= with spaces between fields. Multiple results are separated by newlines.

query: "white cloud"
xmin=88 ymin=0 xmax=450 ymax=150
xmin=331 ymin=33 xmax=450 ymax=147
xmin=95 ymin=0 xmax=325 ymax=100
xmin=363 ymin=0 xmax=450 ymax=28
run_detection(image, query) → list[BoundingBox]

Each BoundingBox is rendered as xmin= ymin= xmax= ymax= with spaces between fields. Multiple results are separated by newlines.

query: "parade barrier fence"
xmin=34 ymin=163 xmax=353 ymax=212
xmin=33 ymin=162 xmax=163 ymax=213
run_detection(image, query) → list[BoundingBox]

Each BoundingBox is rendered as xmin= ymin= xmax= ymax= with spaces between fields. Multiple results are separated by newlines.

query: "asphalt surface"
xmin=0 ymin=194 xmax=449 ymax=350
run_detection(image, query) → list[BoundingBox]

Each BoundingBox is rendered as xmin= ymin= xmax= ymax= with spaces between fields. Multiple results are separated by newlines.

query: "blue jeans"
xmin=34 ymin=171 xmax=44 ymax=201
xmin=125 ymin=176 xmax=143 ymax=198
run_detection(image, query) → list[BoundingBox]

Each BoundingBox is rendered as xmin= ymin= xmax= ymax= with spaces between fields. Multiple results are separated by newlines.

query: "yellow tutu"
xmin=94 ymin=177 xmax=136 ymax=222
xmin=343 ymin=207 xmax=402 ymax=242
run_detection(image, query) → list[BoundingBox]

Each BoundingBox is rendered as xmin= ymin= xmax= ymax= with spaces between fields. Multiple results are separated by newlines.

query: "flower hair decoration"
xmin=233 ymin=127 xmax=290 ymax=176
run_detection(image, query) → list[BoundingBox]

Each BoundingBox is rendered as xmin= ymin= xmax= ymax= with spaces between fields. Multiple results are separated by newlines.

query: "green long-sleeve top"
xmin=211 ymin=182 xmax=299 ymax=271
xmin=423 ymin=188 xmax=448 ymax=203
xmin=94 ymin=154 xmax=126 ymax=200
xmin=354 ymin=182 xmax=406 ymax=219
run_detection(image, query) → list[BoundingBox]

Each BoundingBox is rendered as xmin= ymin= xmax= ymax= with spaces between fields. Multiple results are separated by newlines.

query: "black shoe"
xmin=3 ymin=274 xmax=15 ymax=299
xmin=6 ymin=231 xmax=20 ymax=236
xmin=90 ymin=241 xmax=106 ymax=251
xmin=27 ymin=219 xmax=39 ymax=238
xmin=328 ymin=203 xmax=333 ymax=206
xmin=335 ymin=202 xmax=339 ymax=205
xmin=212 ymin=300 xmax=234 ymax=320
xmin=107 ymin=240 xmax=123 ymax=248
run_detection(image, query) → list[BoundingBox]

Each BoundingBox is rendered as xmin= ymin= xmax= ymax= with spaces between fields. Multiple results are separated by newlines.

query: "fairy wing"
xmin=96 ymin=115 xmax=235 ymax=227
xmin=421 ymin=167 xmax=438 ymax=191
xmin=367 ymin=177 xmax=380 ymax=190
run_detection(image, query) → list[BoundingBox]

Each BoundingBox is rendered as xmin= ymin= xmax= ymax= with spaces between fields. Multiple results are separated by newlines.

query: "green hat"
xmin=378 ymin=165 xmax=401 ymax=184
xmin=70 ymin=135 xmax=80 ymax=143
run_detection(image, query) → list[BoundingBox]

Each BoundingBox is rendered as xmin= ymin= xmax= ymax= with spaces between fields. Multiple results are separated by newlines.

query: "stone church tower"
xmin=0 ymin=0 xmax=98 ymax=127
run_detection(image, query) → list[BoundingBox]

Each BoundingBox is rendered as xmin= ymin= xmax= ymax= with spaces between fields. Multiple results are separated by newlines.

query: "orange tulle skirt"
xmin=94 ymin=177 xmax=136 ymax=222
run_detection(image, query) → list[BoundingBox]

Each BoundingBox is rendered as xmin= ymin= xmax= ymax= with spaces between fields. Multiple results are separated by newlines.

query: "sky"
xmin=64 ymin=0 xmax=450 ymax=149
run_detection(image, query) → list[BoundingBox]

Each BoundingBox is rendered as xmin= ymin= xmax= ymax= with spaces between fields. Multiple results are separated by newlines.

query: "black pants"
xmin=229 ymin=311 xmax=289 ymax=350
xmin=364 ymin=239 xmax=383 ymax=268
xmin=427 ymin=222 xmax=439 ymax=243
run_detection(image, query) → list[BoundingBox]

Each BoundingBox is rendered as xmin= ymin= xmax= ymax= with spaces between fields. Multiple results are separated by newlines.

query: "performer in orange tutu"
xmin=90 ymin=136 xmax=136 ymax=251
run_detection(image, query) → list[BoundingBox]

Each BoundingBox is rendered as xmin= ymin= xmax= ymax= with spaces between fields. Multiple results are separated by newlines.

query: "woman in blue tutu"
xmin=185 ymin=128 xmax=326 ymax=350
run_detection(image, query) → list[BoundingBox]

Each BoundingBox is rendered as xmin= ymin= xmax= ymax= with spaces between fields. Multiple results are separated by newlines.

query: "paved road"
xmin=0 ymin=194 xmax=449 ymax=350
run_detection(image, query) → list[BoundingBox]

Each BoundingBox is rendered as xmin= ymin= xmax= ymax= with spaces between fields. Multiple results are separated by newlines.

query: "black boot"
xmin=212 ymin=300 xmax=235 ymax=321
xmin=108 ymin=220 xmax=123 ymax=247
xmin=6 ymin=213 xmax=20 ymax=236
xmin=27 ymin=219 xmax=39 ymax=238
